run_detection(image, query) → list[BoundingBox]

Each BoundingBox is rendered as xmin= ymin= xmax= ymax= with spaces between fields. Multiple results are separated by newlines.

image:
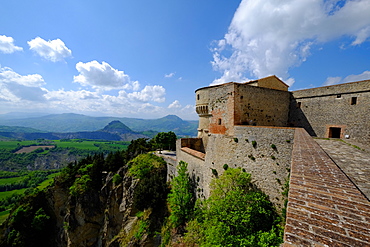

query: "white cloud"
xmin=28 ymin=37 xmax=72 ymax=62
xmin=0 ymin=66 xmax=47 ymax=102
xmin=0 ymin=35 xmax=23 ymax=54
xmin=165 ymin=72 xmax=175 ymax=78
xmin=74 ymin=60 xmax=139 ymax=91
xmin=211 ymin=0 xmax=370 ymax=85
xmin=128 ymin=85 xmax=166 ymax=103
xmin=324 ymin=71 xmax=370 ymax=86
xmin=0 ymin=67 xmax=45 ymax=87
xmin=168 ymin=100 xmax=181 ymax=109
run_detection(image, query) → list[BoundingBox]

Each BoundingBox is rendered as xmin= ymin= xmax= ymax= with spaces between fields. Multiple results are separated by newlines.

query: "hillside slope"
xmin=0 ymin=113 xmax=198 ymax=136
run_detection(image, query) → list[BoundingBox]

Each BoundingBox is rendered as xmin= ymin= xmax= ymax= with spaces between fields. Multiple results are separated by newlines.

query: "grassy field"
xmin=0 ymin=140 xmax=37 ymax=150
xmin=0 ymin=139 xmax=130 ymax=151
xmin=0 ymin=172 xmax=60 ymax=224
xmin=0 ymin=176 xmax=24 ymax=185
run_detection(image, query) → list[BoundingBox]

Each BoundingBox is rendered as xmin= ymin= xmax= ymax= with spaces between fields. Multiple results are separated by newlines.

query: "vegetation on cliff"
xmin=0 ymin=133 xmax=174 ymax=246
xmin=0 ymin=131 xmax=283 ymax=246
xmin=162 ymin=164 xmax=283 ymax=247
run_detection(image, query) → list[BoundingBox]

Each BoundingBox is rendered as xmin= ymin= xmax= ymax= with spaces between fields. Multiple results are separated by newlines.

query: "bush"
xmin=271 ymin=144 xmax=276 ymax=149
xmin=211 ymin=169 xmax=218 ymax=177
xmin=128 ymin=153 xmax=166 ymax=179
xmin=183 ymin=168 xmax=283 ymax=246
xmin=112 ymin=174 xmax=122 ymax=185
xmin=252 ymin=140 xmax=257 ymax=148
xmin=223 ymin=164 xmax=229 ymax=170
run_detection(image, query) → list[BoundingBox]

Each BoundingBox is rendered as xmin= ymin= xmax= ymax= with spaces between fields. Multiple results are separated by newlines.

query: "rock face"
xmin=48 ymin=167 xmax=148 ymax=247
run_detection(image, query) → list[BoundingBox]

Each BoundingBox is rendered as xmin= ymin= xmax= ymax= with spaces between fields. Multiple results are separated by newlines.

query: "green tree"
xmin=167 ymin=161 xmax=194 ymax=228
xmin=184 ymin=168 xmax=282 ymax=247
xmin=153 ymin=131 xmax=177 ymax=151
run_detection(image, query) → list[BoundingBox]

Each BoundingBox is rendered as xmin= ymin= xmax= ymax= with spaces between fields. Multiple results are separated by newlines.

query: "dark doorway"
xmin=329 ymin=127 xmax=341 ymax=138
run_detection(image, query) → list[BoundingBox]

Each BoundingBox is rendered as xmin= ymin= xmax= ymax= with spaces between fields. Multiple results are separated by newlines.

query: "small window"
xmin=197 ymin=94 xmax=200 ymax=100
xmin=218 ymin=118 xmax=222 ymax=125
xmin=351 ymin=97 xmax=357 ymax=105
xmin=297 ymin=102 xmax=301 ymax=108
xmin=240 ymin=96 xmax=244 ymax=100
xmin=336 ymin=94 xmax=341 ymax=98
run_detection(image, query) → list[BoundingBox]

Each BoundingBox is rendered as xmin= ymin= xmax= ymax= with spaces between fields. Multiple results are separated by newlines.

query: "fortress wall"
xmin=190 ymin=126 xmax=295 ymax=211
xmin=234 ymin=84 xmax=290 ymax=127
xmin=289 ymin=80 xmax=370 ymax=145
xmin=207 ymin=83 xmax=236 ymax=136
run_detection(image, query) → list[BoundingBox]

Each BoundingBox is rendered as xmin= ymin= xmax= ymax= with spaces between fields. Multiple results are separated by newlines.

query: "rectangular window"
xmin=218 ymin=118 xmax=222 ymax=125
xmin=351 ymin=97 xmax=357 ymax=105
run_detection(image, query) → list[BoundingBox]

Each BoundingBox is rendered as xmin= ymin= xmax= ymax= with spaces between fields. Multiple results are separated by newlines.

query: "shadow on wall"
xmin=288 ymin=98 xmax=316 ymax=137
xmin=180 ymin=138 xmax=205 ymax=153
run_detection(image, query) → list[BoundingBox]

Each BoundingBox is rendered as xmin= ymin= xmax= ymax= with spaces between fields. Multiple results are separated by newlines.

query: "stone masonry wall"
xmin=289 ymin=80 xmax=370 ymax=145
xmin=234 ymin=84 xmax=290 ymax=127
xmin=176 ymin=126 xmax=295 ymax=212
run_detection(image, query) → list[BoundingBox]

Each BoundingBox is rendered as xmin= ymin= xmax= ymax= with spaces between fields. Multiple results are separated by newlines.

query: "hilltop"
xmin=0 ymin=120 xmax=146 ymax=142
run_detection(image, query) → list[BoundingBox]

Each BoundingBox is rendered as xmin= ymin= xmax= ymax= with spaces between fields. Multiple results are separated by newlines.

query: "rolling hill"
xmin=0 ymin=113 xmax=198 ymax=137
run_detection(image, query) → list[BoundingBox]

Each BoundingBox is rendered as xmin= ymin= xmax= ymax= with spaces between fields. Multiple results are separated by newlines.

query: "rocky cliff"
xmin=0 ymin=152 xmax=168 ymax=247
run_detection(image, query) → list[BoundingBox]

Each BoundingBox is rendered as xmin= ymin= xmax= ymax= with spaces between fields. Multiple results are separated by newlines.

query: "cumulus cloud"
xmin=323 ymin=71 xmax=370 ymax=86
xmin=0 ymin=67 xmax=47 ymax=102
xmin=211 ymin=0 xmax=370 ymax=85
xmin=28 ymin=37 xmax=72 ymax=62
xmin=128 ymin=85 xmax=166 ymax=103
xmin=0 ymin=35 xmax=23 ymax=54
xmin=74 ymin=60 xmax=139 ymax=91
xmin=165 ymin=72 xmax=175 ymax=78
xmin=0 ymin=67 xmax=45 ymax=87
xmin=168 ymin=100 xmax=181 ymax=109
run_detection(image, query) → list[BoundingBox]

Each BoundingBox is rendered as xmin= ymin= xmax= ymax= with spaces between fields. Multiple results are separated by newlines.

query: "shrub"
xmin=271 ymin=155 xmax=276 ymax=160
xmin=233 ymin=138 xmax=238 ymax=143
xmin=223 ymin=164 xmax=229 ymax=170
xmin=252 ymin=140 xmax=257 ymax=148
xmin=112 ymin=174 xmax=122 ymax=185
xmin=271 ymin=144 xmax=276 ymax=149
xmin=211 ymin=169 xmax=218 ymax=177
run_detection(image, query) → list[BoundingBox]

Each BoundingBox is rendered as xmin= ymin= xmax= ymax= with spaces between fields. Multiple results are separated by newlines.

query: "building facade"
xmin=176 ymin=76 xmax=369 ymax=210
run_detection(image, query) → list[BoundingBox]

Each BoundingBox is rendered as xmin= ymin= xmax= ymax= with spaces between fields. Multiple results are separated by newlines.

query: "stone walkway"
xmin=315 ymin=139 xmax=370 ymax=200
xmin=283 ymin=129 xmax=370 ymax=246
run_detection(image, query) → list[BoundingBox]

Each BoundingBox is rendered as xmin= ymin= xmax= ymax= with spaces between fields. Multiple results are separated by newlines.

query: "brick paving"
xmin=315 ymin=139 xmax=370 ymax=200
xmin=283 ymin=128 xmax=370 ymax=246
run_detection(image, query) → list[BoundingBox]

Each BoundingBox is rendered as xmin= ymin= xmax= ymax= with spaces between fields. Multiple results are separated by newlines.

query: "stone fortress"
xmin=169 ymin=75 xmax=370 ymax=246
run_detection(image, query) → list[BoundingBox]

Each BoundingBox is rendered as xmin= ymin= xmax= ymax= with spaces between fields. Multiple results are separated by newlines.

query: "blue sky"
xmin=1 ymin=0 xmax=369 ymax=120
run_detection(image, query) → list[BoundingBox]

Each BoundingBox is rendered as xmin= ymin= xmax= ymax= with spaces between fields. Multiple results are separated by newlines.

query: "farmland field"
xmin=0 ymin=139 xmax=130 ymax=151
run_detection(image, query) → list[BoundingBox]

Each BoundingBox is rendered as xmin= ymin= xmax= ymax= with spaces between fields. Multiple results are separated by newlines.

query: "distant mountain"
xmin=0 ymin=125 xmax=45 ymax=133
xmin=0 ymin=121 xmax=146 ymax=141
xmin=100 ymin=120 xmax=132 ymax=134
xmin=0 ymin=113 xmax=198 ymax=137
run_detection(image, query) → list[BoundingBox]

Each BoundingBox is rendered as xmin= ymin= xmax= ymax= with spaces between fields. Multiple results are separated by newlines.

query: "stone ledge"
xmin=180 ymin=147 xmax=205 ymax=160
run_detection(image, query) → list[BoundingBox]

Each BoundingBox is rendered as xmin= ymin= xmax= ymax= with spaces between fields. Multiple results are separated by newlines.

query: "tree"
xmin=153 ymin=131 xmax=177 ymax=151
xmin=167 ymin=161 xmax=194 ymax=228
xmin=184 ymin=168 xmax=283 ymax=246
